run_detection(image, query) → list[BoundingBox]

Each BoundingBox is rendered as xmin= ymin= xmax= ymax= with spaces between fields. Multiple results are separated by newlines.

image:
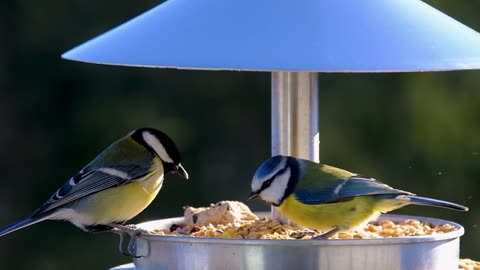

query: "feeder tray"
xmin=112 ymin=213 xmax=464 ymax=270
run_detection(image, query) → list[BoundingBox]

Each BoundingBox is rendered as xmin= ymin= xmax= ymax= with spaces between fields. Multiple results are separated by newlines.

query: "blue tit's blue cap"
xmin=254 ymin=156 xmax=285 ymax=180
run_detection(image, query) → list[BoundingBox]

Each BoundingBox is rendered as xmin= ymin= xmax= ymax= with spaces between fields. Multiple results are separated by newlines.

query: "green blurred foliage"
xmin=0 ymin=0 xmax=479 ymax=269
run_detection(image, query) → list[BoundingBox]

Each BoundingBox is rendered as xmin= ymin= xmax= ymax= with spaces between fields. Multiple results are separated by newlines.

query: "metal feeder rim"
xmin=135 ymin=213 xmax=464 ymax=246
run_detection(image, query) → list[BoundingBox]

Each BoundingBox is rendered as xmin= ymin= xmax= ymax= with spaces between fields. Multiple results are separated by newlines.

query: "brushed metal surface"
xmin=271 ymin=71 xmax=319 ymax=223
xmin=271 ymin=71 xmax=319 ymax=161
xmin=123 ymin=214 xmax=463 ymax=270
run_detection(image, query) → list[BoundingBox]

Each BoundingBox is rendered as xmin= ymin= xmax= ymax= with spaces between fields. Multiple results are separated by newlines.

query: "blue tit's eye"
xmin=261 ymin=179 xmax=273 ymax=190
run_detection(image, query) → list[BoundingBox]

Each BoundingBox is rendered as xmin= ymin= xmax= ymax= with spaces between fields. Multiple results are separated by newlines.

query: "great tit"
xmin=0 ymin=128 xmax=188 ymax=253
xmin=249 ymin=155 xmax=468 ymax=239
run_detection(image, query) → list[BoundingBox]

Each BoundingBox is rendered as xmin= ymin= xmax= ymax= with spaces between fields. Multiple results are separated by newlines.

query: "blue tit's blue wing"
xmin=293 ymin=162 xmax=412 ymax=205
xmin=335 ymin=176 xmax=412 ymax=198
xmin=31 ymin=163 xmax=152 ymax=216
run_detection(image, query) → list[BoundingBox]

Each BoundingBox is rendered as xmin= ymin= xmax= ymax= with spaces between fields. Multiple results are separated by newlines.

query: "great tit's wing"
xmin=32 ymin=164 xmax=152 ymax=216
xmin=293 ymin=163 xmax=412 ymax=205
xmin=32 ymin=138 xmax=155 ymax=216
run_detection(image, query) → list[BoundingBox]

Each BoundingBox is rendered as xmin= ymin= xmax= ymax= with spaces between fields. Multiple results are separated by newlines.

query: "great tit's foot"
xmin=84 ymin=224 xmax=115 ymax=233
xmin=312 ymin=228 xmax=340 ymax=240
xmin=108 ymin=223 xmax=147 ymax=257
xmin=109 ymin=223 xmax=147 ymax=233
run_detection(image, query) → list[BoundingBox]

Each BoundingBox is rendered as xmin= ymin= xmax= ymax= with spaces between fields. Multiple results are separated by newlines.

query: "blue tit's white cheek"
xmin=259 ymin=168 xmax=291 ymax=205
xmin=142 ymin=131 xmax=173 ymax=163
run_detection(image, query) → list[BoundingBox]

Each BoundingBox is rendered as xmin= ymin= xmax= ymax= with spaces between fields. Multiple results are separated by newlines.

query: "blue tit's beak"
xmin=248 ymin=190 xmax=260 ymax=201
xmin=175 ymin=163 xmax=189 ymax=179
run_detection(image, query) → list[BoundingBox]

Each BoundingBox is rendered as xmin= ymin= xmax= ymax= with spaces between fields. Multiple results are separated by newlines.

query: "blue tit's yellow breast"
xmin=73 ymin=158 xmax=165 ymax=225
xmin=277 ymin=194 xmax=382 ymax=231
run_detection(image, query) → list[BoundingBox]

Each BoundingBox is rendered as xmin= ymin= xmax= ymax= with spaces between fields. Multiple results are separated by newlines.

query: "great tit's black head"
xmin=131 ymin=127 xmax=189 ymax=179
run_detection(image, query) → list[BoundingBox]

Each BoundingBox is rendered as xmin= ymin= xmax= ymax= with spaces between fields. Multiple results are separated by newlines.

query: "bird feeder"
xmin=62 ymin=0 xmax=480 ymax=269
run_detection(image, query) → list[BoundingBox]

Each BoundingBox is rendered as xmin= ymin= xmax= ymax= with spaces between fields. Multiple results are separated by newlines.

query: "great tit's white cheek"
xmin=143 ymin=131 xmax=174 ymax=163
xmin=260 ymin=168 xmax=291 ymax=205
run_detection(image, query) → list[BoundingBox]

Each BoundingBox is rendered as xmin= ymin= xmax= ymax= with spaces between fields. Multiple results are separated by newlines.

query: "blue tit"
xmin=248 ymin=155 xmax=468 ymax=239
xmin=0 ymin=127 xmax=188 ymax=240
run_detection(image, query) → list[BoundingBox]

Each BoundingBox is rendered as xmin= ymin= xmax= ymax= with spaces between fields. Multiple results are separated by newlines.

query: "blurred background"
xmin=0 ymin=0 xmax=479 ymax=269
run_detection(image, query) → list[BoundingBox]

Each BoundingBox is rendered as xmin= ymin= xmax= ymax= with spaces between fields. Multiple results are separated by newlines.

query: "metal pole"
xmin=271 ymin=71 xmax=319 ymax=222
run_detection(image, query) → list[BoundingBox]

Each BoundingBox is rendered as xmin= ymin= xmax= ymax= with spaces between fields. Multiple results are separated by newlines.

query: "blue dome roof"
xmin=62 ymin=0 xmax=480 ymax=72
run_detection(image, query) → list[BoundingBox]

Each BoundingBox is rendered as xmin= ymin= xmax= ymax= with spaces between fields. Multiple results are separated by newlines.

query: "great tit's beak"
xmin=175 ymin=163 xmax=189 ymax=179
xmin=248 ymin=191 xmax=260 ymax=201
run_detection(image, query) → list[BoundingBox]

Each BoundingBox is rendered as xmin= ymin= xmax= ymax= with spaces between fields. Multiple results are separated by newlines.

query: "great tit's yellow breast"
xmin=72 ymin=158 xmax=165 ymax=225
xmin=277 ymin=195 xmax=382 ymax=231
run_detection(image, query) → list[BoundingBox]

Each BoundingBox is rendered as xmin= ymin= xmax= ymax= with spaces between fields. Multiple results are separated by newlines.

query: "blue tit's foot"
xmin=289 ymin=229 xmax=317 ymax=239
xmin=109 ymin=223 xmax=148 ymax=257
xmin=312 ymin=228 xmax=340 ymax=240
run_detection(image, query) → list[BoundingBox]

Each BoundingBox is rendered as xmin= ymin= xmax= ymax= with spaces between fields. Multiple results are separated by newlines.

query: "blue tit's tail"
xmin=0 ymin=212 xmax=55 ymax=237
xmin=401 ymin=195 xmax=468 ymax=211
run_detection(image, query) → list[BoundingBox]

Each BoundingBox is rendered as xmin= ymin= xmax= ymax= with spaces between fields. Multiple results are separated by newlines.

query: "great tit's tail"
xmin=400 ymin=195 xmax=469 ymax=211
xmin=0 ymin=212 xmax=55 ymax=237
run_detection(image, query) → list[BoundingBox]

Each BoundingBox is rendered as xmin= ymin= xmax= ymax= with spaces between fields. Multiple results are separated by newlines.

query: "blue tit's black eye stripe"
xmin=260 ymin=179 xmax=274 ymax=191
xmin=259 ymin=163 xmax=291 ymax=192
